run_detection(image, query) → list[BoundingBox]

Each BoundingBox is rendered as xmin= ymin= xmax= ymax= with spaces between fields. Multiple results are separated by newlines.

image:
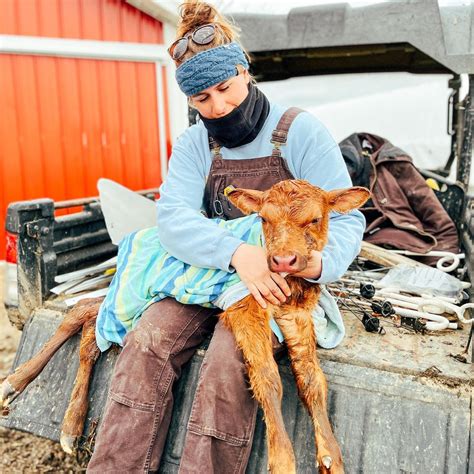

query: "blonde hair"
xmin=173 ymin=1 xmax=244 ymax=67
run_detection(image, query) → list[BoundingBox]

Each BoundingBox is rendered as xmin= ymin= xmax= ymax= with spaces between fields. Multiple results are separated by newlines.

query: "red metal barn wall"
xmin=0 ymin=0 xmax=171 ymax=259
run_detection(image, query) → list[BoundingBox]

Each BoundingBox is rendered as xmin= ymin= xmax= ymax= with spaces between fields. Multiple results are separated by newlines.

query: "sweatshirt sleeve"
xmin=156 ymin=131 xmax=243 ymax=271
xmin=291 ymin=114 xmax=366 ymax=284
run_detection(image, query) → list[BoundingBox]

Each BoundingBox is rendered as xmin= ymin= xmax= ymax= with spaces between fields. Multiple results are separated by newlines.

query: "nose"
xmin=271 ymin=255 xmax=299 ymax=273
xmin=212 ymin=96 xmax=229 ymax=117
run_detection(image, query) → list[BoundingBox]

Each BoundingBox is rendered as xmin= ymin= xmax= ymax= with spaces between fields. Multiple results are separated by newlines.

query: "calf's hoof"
xmin=60 ymin=432 xmax=78 ymax=454
xmin=0 ymin=379 xmax=19 ymax=408
xmin=317 ymin=454 xmax=344 ymax=474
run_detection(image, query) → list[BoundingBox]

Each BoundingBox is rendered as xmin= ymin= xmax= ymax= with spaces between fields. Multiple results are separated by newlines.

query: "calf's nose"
xmin=271 ymin=255 xmax=298 ymax=272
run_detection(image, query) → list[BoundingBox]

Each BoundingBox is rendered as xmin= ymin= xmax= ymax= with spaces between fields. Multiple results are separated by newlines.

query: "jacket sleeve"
xmin=156 ymin=135 xmax=243 ymax=272
xmin=294 ymin=116 xmax=366 ymax=284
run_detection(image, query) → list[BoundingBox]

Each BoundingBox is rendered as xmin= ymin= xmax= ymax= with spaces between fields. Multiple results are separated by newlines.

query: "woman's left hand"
xmin=292 ymin=250 xmax=323 ymax=280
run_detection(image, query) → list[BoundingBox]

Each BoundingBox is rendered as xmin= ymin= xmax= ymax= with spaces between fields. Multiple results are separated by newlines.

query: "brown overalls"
xmin=87 ymin=108 xmax=302 ymax=474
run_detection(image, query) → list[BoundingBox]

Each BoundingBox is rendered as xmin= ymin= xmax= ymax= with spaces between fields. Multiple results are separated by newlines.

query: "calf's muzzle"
xmin=269 ymin=252 xmax=307 ymax=273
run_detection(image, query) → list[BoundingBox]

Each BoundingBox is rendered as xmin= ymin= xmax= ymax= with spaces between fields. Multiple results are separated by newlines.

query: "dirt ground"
xmin=0 ymin=263 xmax=85 ymax=473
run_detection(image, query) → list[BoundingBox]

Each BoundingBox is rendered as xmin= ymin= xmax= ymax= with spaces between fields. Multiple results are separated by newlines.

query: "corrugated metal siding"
xmin=0 ymin=0 xmax=163 ymax=43
xmin=0 ymin=0 xmax=168 ymax=259
xmin=0 ymin=54 xmax=165 ymax=259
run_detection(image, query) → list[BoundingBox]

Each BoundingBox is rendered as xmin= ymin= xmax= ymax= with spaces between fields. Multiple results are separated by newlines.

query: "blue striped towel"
xmin=95 ymin=213 xmax=345 ymax=352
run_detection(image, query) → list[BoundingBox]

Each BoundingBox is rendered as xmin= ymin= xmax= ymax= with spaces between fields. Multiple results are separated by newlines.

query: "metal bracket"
xmin=26 ymin=219 xmax=51 ymax=239
xmin=401 ymin=316 xmax=426 ymax=334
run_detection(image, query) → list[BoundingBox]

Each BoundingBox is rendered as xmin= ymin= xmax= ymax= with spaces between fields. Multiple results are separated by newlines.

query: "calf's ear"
xmin=225 ymin=187 xmax=264 ymax=215
xmin=327 ymin=187 xmax=371 ymax=213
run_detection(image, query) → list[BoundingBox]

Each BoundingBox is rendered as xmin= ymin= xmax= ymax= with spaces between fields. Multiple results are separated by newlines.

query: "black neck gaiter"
xmin=199 ymin=83 xmax=270 ymax=149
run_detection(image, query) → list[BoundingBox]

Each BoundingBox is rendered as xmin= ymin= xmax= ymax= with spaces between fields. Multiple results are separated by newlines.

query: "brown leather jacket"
xmin=339 ymin=133 xmax=459 ymax=260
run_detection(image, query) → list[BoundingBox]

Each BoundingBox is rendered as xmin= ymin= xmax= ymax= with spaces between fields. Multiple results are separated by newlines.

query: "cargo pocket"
xmin=185 ymin=348 xmax=257 ymax=448
xmin=181 ymin=381 xmax=255 ymax=474
xmin=90 ymin=396 xmax=156 ymax=473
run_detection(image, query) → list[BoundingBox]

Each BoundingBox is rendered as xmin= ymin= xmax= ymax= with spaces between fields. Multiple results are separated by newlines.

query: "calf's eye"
xmin=311 ymin=218 xmax=320 ymax=225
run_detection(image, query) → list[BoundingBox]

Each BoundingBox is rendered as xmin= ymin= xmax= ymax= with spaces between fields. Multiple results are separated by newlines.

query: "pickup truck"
xmin=2 ymin=3 xmax=473 ymax=473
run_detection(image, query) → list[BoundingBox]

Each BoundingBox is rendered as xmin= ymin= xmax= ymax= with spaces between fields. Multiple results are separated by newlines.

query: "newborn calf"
xmin=223 ymin=180 xmax=369 ymax=474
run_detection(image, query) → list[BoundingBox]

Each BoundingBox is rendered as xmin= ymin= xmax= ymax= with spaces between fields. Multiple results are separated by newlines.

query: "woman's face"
xmin=190 ymin=69 xmax=251 ymax=119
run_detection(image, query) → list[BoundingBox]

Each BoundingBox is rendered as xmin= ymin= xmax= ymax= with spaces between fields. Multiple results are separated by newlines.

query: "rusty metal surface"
xmin=1 ymin=308 xmax=472 ymax=473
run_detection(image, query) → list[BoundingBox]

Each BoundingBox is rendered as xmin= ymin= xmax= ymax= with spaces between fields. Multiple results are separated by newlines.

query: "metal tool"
xmin=390 ymin=250 xmax=465 ymax=272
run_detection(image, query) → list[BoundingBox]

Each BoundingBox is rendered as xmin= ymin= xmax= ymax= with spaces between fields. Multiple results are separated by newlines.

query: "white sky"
xmin=155 ymin=0 xmax=394 ymax=16
xmin=156 ymin=1 xmax=473 ymax=17
xmin=216 ymin=0 xmax=473 ymax=11
xmin=215 ymin=0 xmax=390 ymax=13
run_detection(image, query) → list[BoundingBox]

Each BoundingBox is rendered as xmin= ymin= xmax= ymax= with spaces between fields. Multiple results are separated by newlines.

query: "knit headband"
xmin=175 ymin=42 xmax=249 ymax=97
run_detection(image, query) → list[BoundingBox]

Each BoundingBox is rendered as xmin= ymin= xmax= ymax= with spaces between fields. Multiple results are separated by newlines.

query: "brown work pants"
xmin=87 ymin=298 xmax=283 ymax=473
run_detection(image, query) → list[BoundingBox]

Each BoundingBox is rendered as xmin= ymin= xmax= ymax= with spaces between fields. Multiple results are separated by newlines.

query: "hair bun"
xmin=178 ymin=1 xmax=217 ymax=34
xmin=173 ymin=1 xmax=244 ymax=66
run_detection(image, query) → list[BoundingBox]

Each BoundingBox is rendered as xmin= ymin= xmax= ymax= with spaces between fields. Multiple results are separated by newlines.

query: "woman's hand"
xmin=231 ymin=244 xmax=291 ymax=309
xmin=292 ymin=250 xmax=323 ymax=280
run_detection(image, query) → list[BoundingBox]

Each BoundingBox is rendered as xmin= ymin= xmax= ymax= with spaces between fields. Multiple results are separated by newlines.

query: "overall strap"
xmin=208 ymin=135 xmax=223 ymax=159
xmin=271 ymin=107 xmax=304 ymax=157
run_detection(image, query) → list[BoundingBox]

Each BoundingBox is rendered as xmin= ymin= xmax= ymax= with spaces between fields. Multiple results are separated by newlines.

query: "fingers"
xmin=248 ymin=280 xmax=283 ymax=308
xmin=292 ymin=250 xmax=322 ymax=280
xmin=257 ymin=280 xmax=282 ymax=306
xmin=248 ymin=283 xmax=268 ymax=309
xmin=270 ymin=273 xmax=291 ymax=297
xmin=232 ymin=244 xmax=293 ymax=309
xmin=249 ymin=275 xmax=292 ymax=309
xmin=262 ymin=278 xmax=287 ymax=304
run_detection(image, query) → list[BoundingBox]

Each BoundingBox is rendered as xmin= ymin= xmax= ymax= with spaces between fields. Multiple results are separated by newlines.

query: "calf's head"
xmin=227 ymin=179 xmax=370 ymax=274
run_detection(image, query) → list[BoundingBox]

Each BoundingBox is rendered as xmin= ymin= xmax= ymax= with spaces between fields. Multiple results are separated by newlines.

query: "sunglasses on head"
xmin=168 ymin=23 xmax=217 ymax=61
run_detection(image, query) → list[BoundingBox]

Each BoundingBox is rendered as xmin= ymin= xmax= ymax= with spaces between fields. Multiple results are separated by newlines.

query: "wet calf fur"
xmin=0 ymin=298 xmax=102 ymax=453
xmin=223 ymin=180 xmax=369 ymax=474
xmin=0 ymin=179 xmax=369 ymax=473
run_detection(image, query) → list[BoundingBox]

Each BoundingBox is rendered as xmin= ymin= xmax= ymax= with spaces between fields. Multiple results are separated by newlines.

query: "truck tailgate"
xmin=1 ymin=308 xmax=472 ymax=473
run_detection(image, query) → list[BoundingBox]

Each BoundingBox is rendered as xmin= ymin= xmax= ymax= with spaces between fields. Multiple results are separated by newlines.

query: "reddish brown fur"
xmin=0 ymin=179 xmax=369 ymax=472
xmin=0 ymin=298 xmax=102 ymax=453
xmin=61 ymin=315 xmax=100 ymax=447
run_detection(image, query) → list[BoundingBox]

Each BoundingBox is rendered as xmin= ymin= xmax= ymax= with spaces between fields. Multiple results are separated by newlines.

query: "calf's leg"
xmin=275 ymin=309 xmax=343 ymax=474
xmin=220 ymin=297 xmax=295 ymax=474
xmin=0 ymin=298 xmax=102 ymax=408
xmin=60 ymin=315 xmax=100 ymax=453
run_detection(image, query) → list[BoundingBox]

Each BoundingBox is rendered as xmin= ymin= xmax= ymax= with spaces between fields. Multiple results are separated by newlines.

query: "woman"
xmin=87 ymin=1 xmax=365 ymax=472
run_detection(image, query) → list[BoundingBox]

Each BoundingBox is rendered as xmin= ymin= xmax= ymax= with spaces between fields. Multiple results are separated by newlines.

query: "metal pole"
xmin=457 ymin=74 xmax=473 ymax=189
xmin=442 ymin=75 xmax=461 ymax=176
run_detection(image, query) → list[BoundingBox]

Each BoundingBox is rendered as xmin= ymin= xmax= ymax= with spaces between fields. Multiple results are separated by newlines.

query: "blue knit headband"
xmin=175 ymin=42 xmax=249 ymax=97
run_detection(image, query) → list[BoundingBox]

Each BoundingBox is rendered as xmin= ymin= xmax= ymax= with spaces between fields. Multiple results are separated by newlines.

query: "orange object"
xmin=0 ymin=0 xmax=170 ymax=259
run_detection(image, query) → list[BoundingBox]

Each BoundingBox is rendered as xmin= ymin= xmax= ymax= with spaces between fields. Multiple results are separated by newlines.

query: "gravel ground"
xmin=0 ymin=262 xmax=85 ymax=473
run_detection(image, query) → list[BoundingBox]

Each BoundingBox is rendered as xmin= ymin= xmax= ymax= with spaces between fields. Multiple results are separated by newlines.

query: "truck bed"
xmin=2 ymin=303 xmax=471 ymax=473
xmin=3 ymin=189 xmax=472 ymax=472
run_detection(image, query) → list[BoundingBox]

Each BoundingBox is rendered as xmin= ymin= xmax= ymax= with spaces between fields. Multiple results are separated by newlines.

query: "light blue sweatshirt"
xmin=157 ymin=102 xmax=366 ymax=284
